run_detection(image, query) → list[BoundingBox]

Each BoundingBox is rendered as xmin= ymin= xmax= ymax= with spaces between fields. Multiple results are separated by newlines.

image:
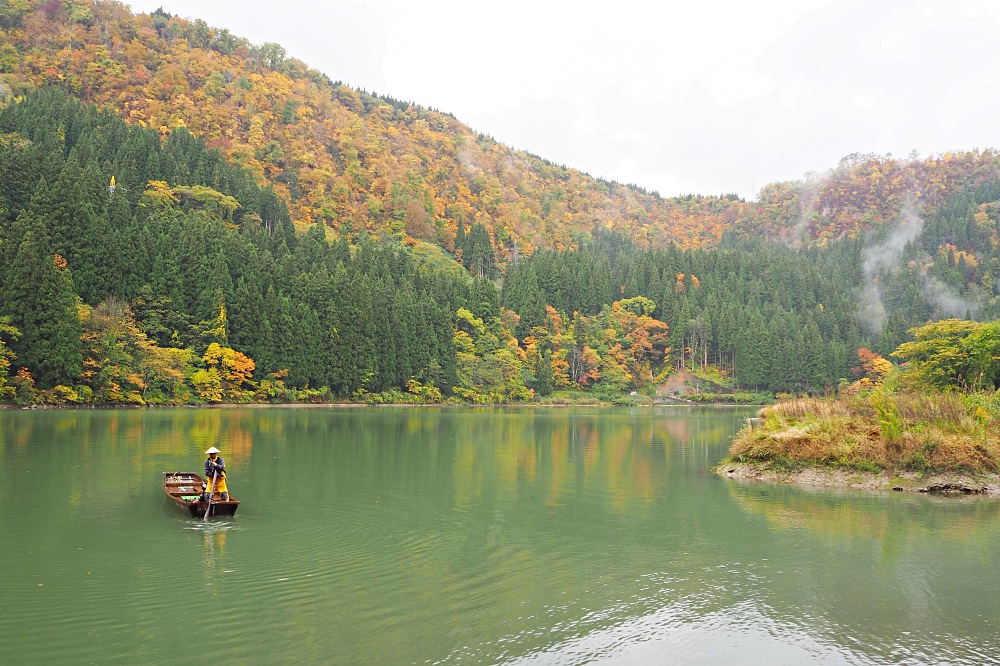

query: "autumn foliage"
xmin=0 ymin=0 xmax=749 ymax=258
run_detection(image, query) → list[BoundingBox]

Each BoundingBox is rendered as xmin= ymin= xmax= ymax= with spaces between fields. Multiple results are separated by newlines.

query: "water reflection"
xmin=723 ymin=479 xmax=1000 ymax=664
xmin=3 ymin=406 xmax=999 ymax=665
xmin=194 ymin=523 xmax=235 ymax=592
xmin=729 ymin=478 xmax=1000 ymax=544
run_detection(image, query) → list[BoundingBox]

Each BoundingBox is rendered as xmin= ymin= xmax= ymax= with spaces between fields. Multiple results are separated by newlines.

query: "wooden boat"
xmin=163 ymin=472 xmax=240 ymax=518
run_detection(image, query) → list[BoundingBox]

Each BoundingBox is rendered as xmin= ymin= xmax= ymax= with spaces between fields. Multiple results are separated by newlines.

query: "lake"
xmin=1 ymin=406 xmax=998 ymax=664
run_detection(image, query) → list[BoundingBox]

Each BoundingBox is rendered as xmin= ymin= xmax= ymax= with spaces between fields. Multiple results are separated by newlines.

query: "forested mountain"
xmin=4 ymin=1 xmax=1000 ymax=257
xmin=4 ymin=1 xmax=1000 ymax=404
xmin=0 ymin=0 xmax=751 ymax=256
xmin=0 ymin=89 xmax=464 ymax=402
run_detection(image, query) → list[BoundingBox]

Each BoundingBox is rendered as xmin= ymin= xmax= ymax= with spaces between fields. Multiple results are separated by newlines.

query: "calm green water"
xmin=1 ymin=406 xmax=999 ymax=665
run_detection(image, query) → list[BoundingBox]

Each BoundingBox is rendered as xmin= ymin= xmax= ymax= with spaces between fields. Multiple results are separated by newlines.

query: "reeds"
xmin=761 ymin=393 xmax=972 ymax=425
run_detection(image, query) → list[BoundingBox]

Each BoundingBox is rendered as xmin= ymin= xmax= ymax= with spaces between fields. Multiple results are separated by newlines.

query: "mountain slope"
xmin=6 ymin=1 xmax=1000 ymax=286
xmin=0 ymin=0 xmax=749 ymax=257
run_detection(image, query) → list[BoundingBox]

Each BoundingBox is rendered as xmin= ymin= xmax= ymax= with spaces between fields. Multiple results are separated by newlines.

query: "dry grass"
xmin=762 ymin=393 xmax=973 ymax=425
xmin=731 ymin=393 xmax=1000 ymax=475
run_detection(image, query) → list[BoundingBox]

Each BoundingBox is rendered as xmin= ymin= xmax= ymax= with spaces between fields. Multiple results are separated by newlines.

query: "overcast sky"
xmin=124 ymin=0 xmax=1000 ymax=201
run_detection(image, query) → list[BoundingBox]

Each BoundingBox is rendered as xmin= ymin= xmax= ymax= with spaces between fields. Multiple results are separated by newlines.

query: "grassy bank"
xmin=724 ymin=391 xmax=1000 ymax=477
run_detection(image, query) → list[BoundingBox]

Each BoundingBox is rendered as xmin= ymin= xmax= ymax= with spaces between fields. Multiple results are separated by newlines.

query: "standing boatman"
xmin=202 ymin=446 xmax=230 ymax=501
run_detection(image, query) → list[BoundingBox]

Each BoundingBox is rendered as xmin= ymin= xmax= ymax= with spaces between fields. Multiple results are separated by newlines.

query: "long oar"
xmin=202 ymin=470 xmax=218 ymax=522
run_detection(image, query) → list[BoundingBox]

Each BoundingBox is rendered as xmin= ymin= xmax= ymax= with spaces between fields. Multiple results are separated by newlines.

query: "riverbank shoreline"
xmin=715 ymin=461 xmax=1000 ymax=495
xmin=0 ymin=399 xmax=759 ymax=410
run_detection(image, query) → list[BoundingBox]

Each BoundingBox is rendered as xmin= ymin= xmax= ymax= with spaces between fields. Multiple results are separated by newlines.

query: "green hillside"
xmin=4 ymin=1 xmax=1000 ymax=407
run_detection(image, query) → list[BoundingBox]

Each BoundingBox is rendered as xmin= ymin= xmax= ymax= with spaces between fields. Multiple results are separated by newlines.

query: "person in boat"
xmin=202 ymin=446 xmax=230 ymax=502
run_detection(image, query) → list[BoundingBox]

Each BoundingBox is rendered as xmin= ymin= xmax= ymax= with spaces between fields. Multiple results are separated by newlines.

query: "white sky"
xmin=124 ymin=0 xmax=1000 ymax=201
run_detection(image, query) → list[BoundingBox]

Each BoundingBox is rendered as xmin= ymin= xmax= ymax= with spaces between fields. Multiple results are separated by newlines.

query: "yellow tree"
xmin=139 ymin=344 xmax=195 ymax=403
xmin=544 ymin=306 xmax=571 ymax=388
xmin=599 ymin=299 xmax=670 ymax=390
xmin=202 ymin=342 xmax=256 ymax=400
xmin=79 ymin=300 xmax=149 ymax=404
xmin=0 ymin=316 xmax=20 ymax=400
